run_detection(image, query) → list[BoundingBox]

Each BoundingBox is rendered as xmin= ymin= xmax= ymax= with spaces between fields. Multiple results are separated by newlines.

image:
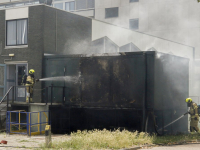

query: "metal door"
xmin=0 ymin=64 xmax=6 ymax=100
xmin=16 ymin=64 xmax=27 ymax=102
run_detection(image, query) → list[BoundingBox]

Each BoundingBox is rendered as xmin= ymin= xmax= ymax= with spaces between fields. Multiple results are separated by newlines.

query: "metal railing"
xmin=44 ymin=85 xmax=67 ymax=105
xmin=0 ymin=85 xmax=33 ymax=107
xmin=6 ymin=110 xmax=50 ymax=136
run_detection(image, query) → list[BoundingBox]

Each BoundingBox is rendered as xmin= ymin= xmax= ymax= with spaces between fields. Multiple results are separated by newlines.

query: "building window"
xmin=129 ymin=19 xmax=139 ymax=30
xmin=5 ymin=4 xmax=13 ymax=8
xmin=15 ymin=3 xmax=25 ymax=7
xmin=54 ymin=3 xmax=63 ymax=10
xmin=0 ymin=5 xmax=5 ymax=9
xmin=7 ymin=19 xmax=28 ymax=46
xmin=105 ymin=7 xmax=118 ymax=18
xmin=87 ymin=0 xmax=95 ymax=9
xmin=76 ymin=0 xmax=94 ymax=10
xmin=130 ymin=0 xmax=139 ymax=2
xmin=65 ymin=1 xmax=75 ymax=11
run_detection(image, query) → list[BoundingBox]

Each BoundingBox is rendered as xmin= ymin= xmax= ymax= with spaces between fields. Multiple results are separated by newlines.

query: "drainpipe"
xmin=142 ymin=52 xmax=147 ymax=131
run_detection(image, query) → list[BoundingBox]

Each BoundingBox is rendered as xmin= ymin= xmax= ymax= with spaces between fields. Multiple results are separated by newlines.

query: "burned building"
xmin=0 ymin=4 xmax=191 ymax=134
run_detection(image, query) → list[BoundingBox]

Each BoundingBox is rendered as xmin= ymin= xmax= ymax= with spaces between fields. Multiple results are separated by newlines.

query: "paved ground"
xmin=141 ymin=143 xmax=200 ymax=150
xmin=0 ymin=133 xmax=200 ymax=150
xmin=0 ymin=133 xmax=64 ymax=149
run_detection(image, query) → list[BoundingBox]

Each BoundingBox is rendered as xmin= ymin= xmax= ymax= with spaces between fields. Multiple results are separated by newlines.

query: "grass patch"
xmin=50 ymin=129 xmax=153 ymax=150
xmin=153 ymin=134 xmax=200 ymax=145
xmin=41 ymin=129 xmax=200 ymax=150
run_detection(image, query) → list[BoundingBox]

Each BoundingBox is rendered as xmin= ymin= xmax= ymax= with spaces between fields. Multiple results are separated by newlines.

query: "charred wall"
xmin=43 ymin=51 xmax=189 ymax=134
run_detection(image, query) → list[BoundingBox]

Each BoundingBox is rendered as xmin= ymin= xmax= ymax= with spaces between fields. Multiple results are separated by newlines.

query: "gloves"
xmin=35 ymin=79 xmax=39 ymax=82
xmin=195 ymin=117 xmax=198 ymax=120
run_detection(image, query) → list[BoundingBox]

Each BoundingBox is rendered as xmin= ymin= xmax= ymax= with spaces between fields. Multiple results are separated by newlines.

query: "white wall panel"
xmin=129 ymin=3 xmax=139 ymax=19
xmin=147 ymin=3 xmax=158 ymax=31
xmin=6 ymin=7 xmax=28 ymax=20
xmin=120 ymin=0 xmax=129 ymax=7
xmin=111 ymin=0 xmax=120 ymax=8
xmin=139 ymin=3 xmax=148 ymax=32
xmin=92 ymin=20 xmax=193 ymax=59
xmin=95 ymin=8 xmax=105 ymax=20
xmin=188 ymin=2 xmax=200 ymax=28
xmin=0 ymin=0 xmax=10 ymax=4
xmin=95 ymin=0 xmax=105 ymax=9
xmin=73 ymin=10 xmax=94 ymax=17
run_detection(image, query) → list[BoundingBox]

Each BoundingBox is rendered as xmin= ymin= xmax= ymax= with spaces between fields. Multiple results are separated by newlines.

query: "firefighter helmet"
xmin=29 ymin=69 xmax=35 ymax=74
xmin=185 ymin=98 xmax=192 ymax=103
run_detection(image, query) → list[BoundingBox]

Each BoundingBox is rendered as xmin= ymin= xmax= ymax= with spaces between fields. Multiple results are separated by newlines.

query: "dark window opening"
xmin=129 ymin=19 xmax=139 ymax=30
xmin=130 ymin=0 xmax=139 ymax=3
xmin=105 ymin=7 xmax=118 ymax=18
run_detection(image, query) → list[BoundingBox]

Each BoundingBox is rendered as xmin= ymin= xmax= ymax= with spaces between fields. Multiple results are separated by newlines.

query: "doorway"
xmin=6 ymin=64 xmax=28 ymax=102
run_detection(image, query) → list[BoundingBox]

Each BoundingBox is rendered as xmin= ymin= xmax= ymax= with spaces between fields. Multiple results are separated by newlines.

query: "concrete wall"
xmin=29 ymin=105 xmax=49 ymax=132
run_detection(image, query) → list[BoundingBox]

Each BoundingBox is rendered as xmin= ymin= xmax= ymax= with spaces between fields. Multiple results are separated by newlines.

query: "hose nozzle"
xmin=184 ymin=112 xmax=189 ymax=116
xmin=35 ymin=79 xmax=40 ymax=82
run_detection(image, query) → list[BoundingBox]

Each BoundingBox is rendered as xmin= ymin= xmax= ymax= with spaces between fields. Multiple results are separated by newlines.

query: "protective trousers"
xmin=26 ymin=85 xmax=33 ymax=102
xmin=190 ymin=118 xmax=199 ymax=132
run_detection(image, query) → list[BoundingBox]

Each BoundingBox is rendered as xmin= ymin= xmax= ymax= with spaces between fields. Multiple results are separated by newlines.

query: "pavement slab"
xmin=141 ymin=143 xmax=200 ymax=150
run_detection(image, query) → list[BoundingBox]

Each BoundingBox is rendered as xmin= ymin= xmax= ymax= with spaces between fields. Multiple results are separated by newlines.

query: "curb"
xmin=120 ymin=146 xmax=141 ymax=150
xmin=120 ymin=144 xmax=156 ymax=150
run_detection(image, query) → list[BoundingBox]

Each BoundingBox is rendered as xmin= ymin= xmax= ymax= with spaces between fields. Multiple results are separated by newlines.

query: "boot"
xmin=26 ymin=97 xmax=29 ymax=103
xmin=190 ymin=132 xmax=197 ymax=135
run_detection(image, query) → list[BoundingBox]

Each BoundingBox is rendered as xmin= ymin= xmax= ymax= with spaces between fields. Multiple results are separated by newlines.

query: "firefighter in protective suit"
xmin=26 ymin=69 xmax=35 ymax=102
xmin=185 ymin=98 xmax=199 ymax=133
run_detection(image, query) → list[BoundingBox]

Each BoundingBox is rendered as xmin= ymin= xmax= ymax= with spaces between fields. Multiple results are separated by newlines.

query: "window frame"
xmin=53 ymin=2 xmax=64 ymax=9
xmin=53 ymin=0 xmax=95 ymax=11
xmin=6 ymin=18 xmax=28 ymax=46
xmin=65 ymin=1 xmax=75 ymax=11
xmin=105 ymin=7 xmax=119 ymax=19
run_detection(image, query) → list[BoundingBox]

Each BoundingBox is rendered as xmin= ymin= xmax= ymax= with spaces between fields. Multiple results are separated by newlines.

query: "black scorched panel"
xmin=80 ymin=57 xmax=111 ymax=105
xmin=112 ymin=54 xmax=145 ymax=108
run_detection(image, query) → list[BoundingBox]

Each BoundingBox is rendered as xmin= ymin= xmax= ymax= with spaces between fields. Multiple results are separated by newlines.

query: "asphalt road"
xmin=141 ymin=143 xmax=200 ymax=150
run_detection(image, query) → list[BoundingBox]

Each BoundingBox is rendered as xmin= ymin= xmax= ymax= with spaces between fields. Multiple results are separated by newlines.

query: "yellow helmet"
xmin=29 ymin=69 xmax=35 ymax=74
xmin=185 ymin=98 xmax=192 ymax=103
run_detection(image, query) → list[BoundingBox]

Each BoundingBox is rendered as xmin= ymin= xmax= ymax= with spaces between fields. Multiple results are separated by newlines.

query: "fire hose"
xmin=145 ymin=111 xmax=189 ymax=135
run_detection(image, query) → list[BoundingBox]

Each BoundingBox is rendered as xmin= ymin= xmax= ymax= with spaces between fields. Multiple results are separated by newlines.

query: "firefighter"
xmin=185 ymin=98 xmax=199 ymax=133
xmin=25 ymin=69 xmax=35 ymax=102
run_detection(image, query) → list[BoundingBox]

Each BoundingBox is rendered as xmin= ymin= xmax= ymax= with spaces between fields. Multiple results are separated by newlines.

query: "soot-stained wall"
xmin=44 ymin=51 xmax=189 ymax=134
